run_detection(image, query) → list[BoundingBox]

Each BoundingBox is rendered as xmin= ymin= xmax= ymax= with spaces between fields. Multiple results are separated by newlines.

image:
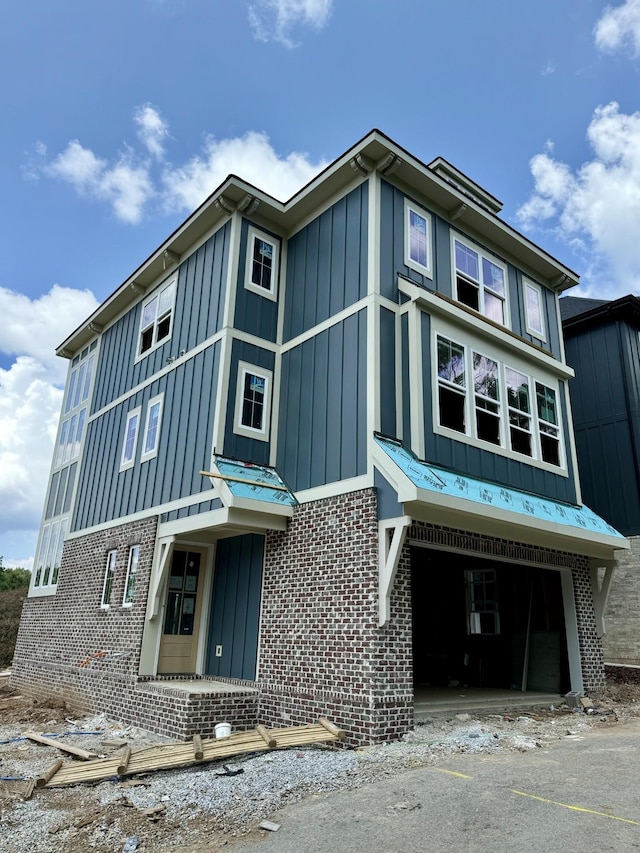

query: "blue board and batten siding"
xmin=234 ymin=220 xmax=279 ymax=343
xmin=282 ymin=184 xmax=368 ymax=342
xmin=565 ymin=322 xmax=640 ymax=535
xmin=277 ymin=311 xmax=367 ymax=491
xmin=72 ymin=344 xmax=221 ymax=531
xmin=92 ymin=222 xmax=230 ymax=413
xmin=206 ymin=534 xmax=264 ymax=680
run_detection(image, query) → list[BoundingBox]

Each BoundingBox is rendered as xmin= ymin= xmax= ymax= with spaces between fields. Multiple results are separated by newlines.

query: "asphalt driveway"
xmin=231 ymin=719 xmax=640 ymax=852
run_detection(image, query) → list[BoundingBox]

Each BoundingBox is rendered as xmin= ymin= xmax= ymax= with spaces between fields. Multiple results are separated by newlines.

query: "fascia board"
xmin=372 ymin=443 xmax=418 ymax=503
xmin=406 ymin=492 xmax=629 ymax=560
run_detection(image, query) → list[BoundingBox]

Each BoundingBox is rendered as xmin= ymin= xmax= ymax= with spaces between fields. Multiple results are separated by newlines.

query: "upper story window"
xmin=120 ymin=406 xmax=141 ymax=471
xmin=138 ymin=278 xmax=177 ymax=357
xmin=404 ymin=199 xmax=433 ymax=278
xmin=55 ymin=342 xmax=96 ymax=469
xmin=233 ymin=361 xmax=272 ymax=442
xmin=435 ymin=330 xmax=564 ymax=470
xmin=453 ymin=235 xmax=508 ymax=327
xmin=523 ymin=279 xmax=546 ymax=340
xmin=245 ymin=226 xmax=279 ymax=301
xmin=141 ymin=394 xmax=163 ymax=462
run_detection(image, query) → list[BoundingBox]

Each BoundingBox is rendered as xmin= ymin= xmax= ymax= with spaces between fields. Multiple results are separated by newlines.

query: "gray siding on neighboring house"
xmin=72 ymin=344 xmax=221 ymax=531
xmin=222 ymin=340 xmax=276 ymax=465
xmin=420 ymin=312 xmax=579 ymax=504
xmin=277 ymin=310 xmax=367 ymax=491
xmin=92 ymin=222 xmax=230 ymax=412
xmin=565 ymin=321 xmax=640 ymax=535
xmin=282 ymin=183 xmax=369 ymax=343
xmin=234 ymin=219 xmax=280 ymax=343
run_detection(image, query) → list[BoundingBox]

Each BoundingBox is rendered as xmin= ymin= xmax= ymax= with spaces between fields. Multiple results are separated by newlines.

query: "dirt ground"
xmin=2 ymin=675 xmax=640 ymax=853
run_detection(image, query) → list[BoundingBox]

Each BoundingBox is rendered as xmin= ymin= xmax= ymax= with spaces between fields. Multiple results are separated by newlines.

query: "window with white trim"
xmin=234 ymin=362 xmax=272 ymax=442
xmin=32 ymin=517 xmax=68 ymax=592
xmin=101 ymin=550 xmax=117 ymax=608
xmin=404 ymin=200 xmax=433 ymax=278
xmin=138 ymin=278 xmax=176 ymax=356
xmin=245 ymin=227 xmax=278 ymax=300
xmin=123 ymin=545 xmax=140 ymax=606
xmin=120 ymin=407 xmax=141 ymax=470
xmin=523 ymin=279 xmax=546 ymax=340
xmin=453 ymin=235 xmax=508 ymax=326
xmin=434 ymin=332 xmax=564 ymax=469
xmin=141 ymin=394 xmax=163 ymax=462
xmin=55 ymin=343 xmax=96 ymax=469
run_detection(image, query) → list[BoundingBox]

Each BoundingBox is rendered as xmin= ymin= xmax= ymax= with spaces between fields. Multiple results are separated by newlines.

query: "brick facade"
xmin=12 ymin=489 xmax=606 ymax=744
xmin=602 ymin=536 xmax=640 ymax=666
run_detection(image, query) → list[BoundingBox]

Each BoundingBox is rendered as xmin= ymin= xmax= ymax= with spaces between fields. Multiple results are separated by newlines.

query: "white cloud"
xmin=248 ymin=0 xmax=333 ymax=47
xmin=33 ymin=113 xmax=328 ymax=222
xmin=0 ymin=285 xmax=99 ymax=564
xmin=595 ymin=0 xmax=640 ymax=55
xmin=162 ymin=130 xmax=328 ymax=210
xmin=517 ymin=102 xmax=640 ymax=297
xmin=44 ymin=140 xmax=154 ymax=224
xmin=134 ymin=103 xmax=169 ymax=160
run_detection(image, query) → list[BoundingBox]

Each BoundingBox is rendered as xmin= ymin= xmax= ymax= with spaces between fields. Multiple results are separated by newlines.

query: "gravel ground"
xmin=0 ymin=683 xmax=637 ymax=853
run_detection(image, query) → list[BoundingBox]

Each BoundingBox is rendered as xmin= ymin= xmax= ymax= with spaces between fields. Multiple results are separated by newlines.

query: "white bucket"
xmin=215 ymin=722 xmax=231 ymax=739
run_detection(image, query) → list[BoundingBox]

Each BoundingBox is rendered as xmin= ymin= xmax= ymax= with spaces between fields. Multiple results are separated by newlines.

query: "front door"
xmin=157 ymin=549 xmax=204 ymax=674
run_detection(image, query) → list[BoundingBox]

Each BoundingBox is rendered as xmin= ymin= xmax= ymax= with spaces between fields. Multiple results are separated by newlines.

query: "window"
xmin=234 ymin=362 xmax=272 ymax=442
xmin=465 ymin=569 xmax=500 ymax=635
xmin=453 ymin=235 xmax=507 ymax=326
xmin=32 ymin=518 xmax=68 ymax=592
xmin=122 ymin=545 xmax=140 ymax=606
xmin=434 ymin=332 xmax=563 ymax=469
xmin=138 ymin=278 xmax=176 ymax=356
xmin=523 ymin=279 xmax=546 ymax=339
xmin=55 ymin=347 xmax=95 ymax=469
xmin=101 ymin=550 xmax=117 ymax=608
xmin=120 ymin=407 xmax=141 ymax=470
xmin=141 ymin=394 xmax=163 ymax=462
xmin=245 ymin=227 xmax=278 ymax=300
xmin=405 ymin=200 xmax=433 ymax=278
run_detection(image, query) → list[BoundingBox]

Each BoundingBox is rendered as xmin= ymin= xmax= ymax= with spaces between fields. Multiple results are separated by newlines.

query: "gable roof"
xmin=57 ymin=128 xmax=581 ymax=358
xmin=561 ymin=294 xmax=640 ymax=333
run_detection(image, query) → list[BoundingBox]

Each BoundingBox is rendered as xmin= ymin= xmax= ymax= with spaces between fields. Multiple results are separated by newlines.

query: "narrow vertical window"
xmin=141 ymin=394 xmax=163 ymax=462
xmin=524 ymin=280 xmax=546 ymax=339
xmin=101 ymin=550 xmax=117 ymax=608
xmin=234 ymin=362 xmax=272 ymax=441
xmin=506 ymin=367 xmax=532 ymax=456
xmin=123 ymin=545 xmax=140 ymax=606
xmin=536 ymin=383 xmax=561 ymax=466
xmin=437 ymin=336 xmax=467 ymax=433
xmin=51 ymin=518 xmax=67 ymax=586
xmin=245 ymin=227 xmax=279 ymax=299
xmin=404 ymin=200 xmax=433 ymax=277
xmin=466 ymin=569 xmax=500 ymax=634
xmin=473 ymin=352 xmax=501 ymax=445
xmin=120 ymin=407 xmax=141 ymax=470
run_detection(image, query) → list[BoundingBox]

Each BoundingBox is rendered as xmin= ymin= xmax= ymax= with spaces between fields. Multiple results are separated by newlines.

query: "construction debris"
xmin=40 ymin=719 xmax=345 ymax=788
xmin=23 ymin=731 xmax=98 ymax=760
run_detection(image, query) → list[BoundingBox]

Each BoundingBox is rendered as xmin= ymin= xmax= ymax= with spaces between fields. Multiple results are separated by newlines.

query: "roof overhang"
xmin=373 ymin=435 xmax=628 ymax=561
xmin=57 ymin=129 xmax=579 ymax=358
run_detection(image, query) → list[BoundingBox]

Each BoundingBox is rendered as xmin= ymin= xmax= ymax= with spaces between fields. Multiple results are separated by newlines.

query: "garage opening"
xmin=411 ymin=547 xmax=570 ymax=694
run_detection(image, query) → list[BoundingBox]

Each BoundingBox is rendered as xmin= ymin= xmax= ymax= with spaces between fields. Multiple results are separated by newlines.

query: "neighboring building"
xmin=561 ymin=295 xmax=640 ymax=666
xmin=12 ymin=131 xmax=627 ymax=744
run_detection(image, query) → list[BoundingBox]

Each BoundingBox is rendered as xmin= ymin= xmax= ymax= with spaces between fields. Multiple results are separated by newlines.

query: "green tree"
xmin=0 ymin=557 xmax=31 ymax=590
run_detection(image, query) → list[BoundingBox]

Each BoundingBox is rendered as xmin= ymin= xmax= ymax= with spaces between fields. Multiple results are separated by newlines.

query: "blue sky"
xmin=2 ymin=0 xmax=640 ymax=567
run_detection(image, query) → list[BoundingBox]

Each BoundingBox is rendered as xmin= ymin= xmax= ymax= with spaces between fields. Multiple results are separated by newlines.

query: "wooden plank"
xmin=318 ymin=717 xmax=346 ymax=740
xmin=193 ymin=734 xmax=203 ymax=761
xmin=256 ymin=724 xmax=277 ymax=748
xmin=23 ymin=731 xmax=97 ymax=760
xmin=117 ymin=746 xmax=132 ymax=774
xmin=36 ymin=759 xmax=63 ymax=787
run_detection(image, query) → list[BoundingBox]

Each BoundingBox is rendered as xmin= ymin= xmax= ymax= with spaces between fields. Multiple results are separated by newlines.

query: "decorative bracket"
xmin=147 ymin=535 xmax=175 ymax=619
xmin=378 ymin=516 xmax=411 ymax=627
xmin=590 ymin=558 xmax=616 ymax=638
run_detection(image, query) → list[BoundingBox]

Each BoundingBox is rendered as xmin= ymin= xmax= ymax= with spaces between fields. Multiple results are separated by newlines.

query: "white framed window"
xmin=122 ymin=545 xmax=140 ymax=606
xmin=141 ymin=394 xmax=163 ymax=462
xmin=137 ymin=277 xmax=177 ymax=358
xmin=101 ymin=549 xmax=117 ymax=608
xmin=234 ymin=361 xmax=272 ymax=442
xmin=32 ymin=518 xmax=68 ymax=593
xmin=404 ymin=199 xmax=433 ymax=278
xmin=452 ymin=234 xmax=508 ymax=327
xmin=245 ymin=226 xmax=278 ymax=300
xmin=433 ymin=328 xmax=564 ymax=470
xmin=120 ymin=406 xmax=141 ymax=470
xmin=523 ymin=279 xmax=546 ymax=340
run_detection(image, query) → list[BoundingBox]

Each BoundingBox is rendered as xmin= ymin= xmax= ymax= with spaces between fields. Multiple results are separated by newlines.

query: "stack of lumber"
xmin=43 ymin=718 xmax=345 ymax=787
